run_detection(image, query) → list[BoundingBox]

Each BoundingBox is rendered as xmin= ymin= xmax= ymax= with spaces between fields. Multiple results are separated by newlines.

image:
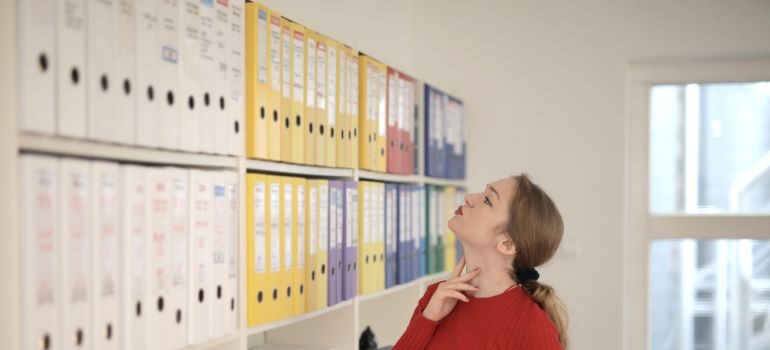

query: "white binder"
xmin=87 ymin=0 xmax=117 ymax=143
xmin=178 ymin=0 xmax=202 ymax=153
xmin=224 ymin=171 xmax=239 ymax=334
xmin=112 ymin=0 xmax=137 ymax=144
xmin=157 ymin=0 xmax=181 ymax=150
xmin=56 ymin=0 xmax=87 ymax=138
xmin=135 ymin=0 xmax=161 ymax=148
xmin=18 ymin=0 xmax=56 ymax=134
xmin=60 ymin=158 xmax=92 ymax=350
xmin=167 ymin=168 xmax=190 ymax=349
xmin=228 ymin=1 xmax=245 ymax=156
xmin=91 ymin=161 xmax=121 ymax=350
xmin=147 ymin=167 xmax=171 ymax=350
xmin=197 ymin=0 xmax=216 ymax=154
xmin=212 ymin=0 xmax=231 ymax=155
xmin=120 ymin=164 xmax=149 ymax=350
xmin=210 ymin=171 xmax=228 ymax=338
xmin=188 ymin=169 xmax=212 ymax=344
xmin=20 ymin=155 xmax=59 ymax=350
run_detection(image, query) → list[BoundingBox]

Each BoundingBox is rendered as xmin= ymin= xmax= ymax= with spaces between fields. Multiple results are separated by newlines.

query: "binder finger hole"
xmin=257 ymin=291 xmax=263 ymax=303
xmin=311 ymin=270 xmax=316 ymax=281
xmin=287 ymin=286 xmax=291 ymax=297
xmin=260 ymin=107 xmax=265 ymax=119
xmin=331 ymin=127 xmax=334 ymax=138
xmin=147 ymin=86 xmax=154 ymax=101
xmin=272 ymin=288 xmax=278 ymax=301
xmin=230 ymin=298 xmax=235 ymax=310
xmin=219 ymin=96 xmax=225 ymax=110
xmin=135 ymin=301 xmax=142 ymax=317
xmin=166 ymin=91 xmax=174 ymax=106
xmin=234 ymin=120 xmax=240 ymax=134
xmin=100 ymin=74 xmax=109 ymax=92
xmin=74 ymin=328 xmax=83 ymax=346
xmin=105 ymin=323 xmax=113 ymax=340
xmin=273 ymin=110 xmax=278 ymax=122
xmin=391 ymin=140 xmax=394 ymax=148
xmin=380 ymin=148 xmax=384 ymax=156
xmin=123 ymin=78 xmax=131 ymax=95
xmin=321 ymin=264 xmax=326 ymax=274
xmin=347 ymin=263 xmax=351 ymax=272
xmin=157 ymin=296 xmax=164 ymax=312
xmin=354 ymin=128 xmax=357 ymax=137
xmin=366 ymin=255 xmax=369 ymax=263
xmin=70 ymin=67 xmax=79 ymax=85
xmin=320 ymin=124 xmax=325 ymax=135
xmin=295 ymin=115 xmax=301 ymax=127
xmin=217 ymin=285 xmax=222 ymax=299
xmin=309 ymin=122 xmax=313 ymax=134
xmin=38 ymin=53 xmax=49 ymax=72
xmin=188 ymin=95 xmax=195 ymax=110
xmin=176 ymin=309 xmax=182 ymax=324
xmin=331 ymin=267 xmax=335 ymax=276
xmin=198 ymin=288 xmax=204 ymax=303
xmin=204 ymin=92 xmax=211 ymax=106
xmin=340 ymin=129 xmax=344 ymax=139
xmin=40 ymin=333 xmax=51 ymax=350
xmin=284 ymin=117 xmax=290 ymax=129
xmin=354 ymin=262 xmax=357 ymax=270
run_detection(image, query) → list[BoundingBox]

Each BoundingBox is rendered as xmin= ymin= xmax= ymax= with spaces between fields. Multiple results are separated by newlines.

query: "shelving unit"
xmin=0 ymin=1 xmax=466 ymax=350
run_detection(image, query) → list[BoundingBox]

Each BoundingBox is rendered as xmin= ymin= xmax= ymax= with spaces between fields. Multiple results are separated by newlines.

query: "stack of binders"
xmin=424 ymin=84 xmax=466 ymax=179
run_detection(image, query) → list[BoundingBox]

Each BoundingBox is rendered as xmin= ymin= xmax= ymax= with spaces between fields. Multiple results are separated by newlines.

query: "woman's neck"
xmin=462 ymin=249 xmax=518 ymax=298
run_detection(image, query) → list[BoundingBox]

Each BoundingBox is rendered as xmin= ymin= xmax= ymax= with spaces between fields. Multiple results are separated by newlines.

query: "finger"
xmin=442 ymin=290 xmax=470 ymax=303
xmin=450 ymin=255 xmax=466 ymax=278
xmin=442 ymin=282 xmax=479 ymax=292
xmin=454 ymin=268 xmax=481 ymax=283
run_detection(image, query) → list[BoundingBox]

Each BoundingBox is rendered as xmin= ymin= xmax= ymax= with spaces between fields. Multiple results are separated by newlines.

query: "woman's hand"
xmin=421 ymin=255 xmax=480 ymax=322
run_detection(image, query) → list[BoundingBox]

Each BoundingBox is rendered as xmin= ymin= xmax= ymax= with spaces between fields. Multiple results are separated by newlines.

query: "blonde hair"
xmin=506 ymin=173 xmax=569 ymax=349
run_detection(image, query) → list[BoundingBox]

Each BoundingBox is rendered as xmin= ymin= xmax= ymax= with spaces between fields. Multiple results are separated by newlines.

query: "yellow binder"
xmin=444 ymin=187 xmax=457 ymax=270
xmin=280 ymin=176 xmax=295 ymax=318
xmin=265 ymin=175 xmax=283 ymax=322
xmin=302 ymin=29 xmax=317 ymax=166
xmin=246 ymin=173 xmax=269 ymax=326
xmin=357 ymin=181 xmax=368 ymax=295
xmin=316 ymin=179 xmax=329 ymax=309
xmin=336 ymin=43 xmax=347 ymax=169
xmin=279 ymin=17 xmax=293 ymax=163
xmin=375 ymin=63 xmax=388 ymax=172
xmin=305 ymin=179 xmax=318 ymax=311
xmin=346 ymin=46 xmax=360 ymax=170
xmin=267 ymin=10 xmax=283 ymax=161
xmin=324 ymin=36 xmax=338 ymax=168
xmin=289 ymin=21 xmax=306 ymax=164
xmin=245 ymin=3 xmax=269 ymax=159
xmin=292 ymin=177 xmax=307 ymax=316
xmin=358 ymin=55 xmax=374 ymax=171
xmin=313 ymin=31 xmax=328 ymax=167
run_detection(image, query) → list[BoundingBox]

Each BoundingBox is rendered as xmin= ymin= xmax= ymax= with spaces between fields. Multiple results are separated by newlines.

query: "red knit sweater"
xmin=392 ymin=281 xmax=563 ymax=350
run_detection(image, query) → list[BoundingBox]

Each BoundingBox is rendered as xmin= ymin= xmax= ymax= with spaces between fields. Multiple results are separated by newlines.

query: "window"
xmin=625 ymin=58 xmax=770 ymax=350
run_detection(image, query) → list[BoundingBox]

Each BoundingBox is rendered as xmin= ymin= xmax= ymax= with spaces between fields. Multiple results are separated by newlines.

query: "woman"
xmin=393 ymin=174 xmax=568 ymax=349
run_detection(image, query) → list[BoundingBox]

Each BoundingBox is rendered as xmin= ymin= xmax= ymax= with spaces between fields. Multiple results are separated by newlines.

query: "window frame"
xmin=623 ymin=57 xmax=770 ymax=350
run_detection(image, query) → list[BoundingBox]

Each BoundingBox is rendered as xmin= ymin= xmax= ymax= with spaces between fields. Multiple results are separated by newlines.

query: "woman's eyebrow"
xmin=485 ymin=184 xmax=500 ymax=201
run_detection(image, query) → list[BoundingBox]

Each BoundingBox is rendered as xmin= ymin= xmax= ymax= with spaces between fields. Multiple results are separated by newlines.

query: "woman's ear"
xmin=496 ymin=238 xmax=516 ymax=257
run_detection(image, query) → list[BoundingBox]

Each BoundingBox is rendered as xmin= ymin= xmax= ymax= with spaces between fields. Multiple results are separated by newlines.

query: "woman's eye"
xmin=484 ymin=196 xmax=491 ymax=205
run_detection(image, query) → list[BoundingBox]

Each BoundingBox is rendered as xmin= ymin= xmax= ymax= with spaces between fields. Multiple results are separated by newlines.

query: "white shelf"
xmin=355 ymin=169 xmax=422 ymax=184
xmin=246 ymin=159 xmax=354 ymax=178
xmin=423 ymin=176 xmax=467 ymax=187
xmin=18 ymin=133 xmax=239 ymax=168
xmin=357 ymin=281 xmax=420 ymax=303
xmin=187 ymin=332 xmax=242 ymax=350
xmin=247 ymin=299 xmax=354 ymax=335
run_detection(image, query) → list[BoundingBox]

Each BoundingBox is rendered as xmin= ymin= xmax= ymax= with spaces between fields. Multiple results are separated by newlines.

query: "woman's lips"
xmin=455 ymin=205 xmax=463 ymax=216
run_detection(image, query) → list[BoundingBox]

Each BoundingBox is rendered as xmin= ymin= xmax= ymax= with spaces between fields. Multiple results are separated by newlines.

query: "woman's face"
xmin=449 ymin=177 xmax=517 ymax=248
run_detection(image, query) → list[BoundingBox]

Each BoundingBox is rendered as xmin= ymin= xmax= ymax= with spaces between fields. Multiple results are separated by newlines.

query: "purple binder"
xmin=328 ymin=180 xmax=344 ymax=306
xmin=342 ymin=180 xmax=359 ymax=300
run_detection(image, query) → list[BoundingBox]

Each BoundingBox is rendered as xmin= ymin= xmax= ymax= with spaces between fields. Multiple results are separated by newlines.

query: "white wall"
xmin=259 ymin=1 xmax=770 ymax=349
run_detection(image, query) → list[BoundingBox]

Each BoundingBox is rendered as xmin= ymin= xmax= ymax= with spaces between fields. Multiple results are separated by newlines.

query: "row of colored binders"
xmin=245 ymin=2 xmax=419 ymax=174
xmin=19 ymin=154 xmax=239 ymax=350
xmin=246 ymin=173 xmax=466 ymax=326
xmin=424 ymin=84 xmax=467 ymax=179
xmin=18 ymin=0 xmax=245 ymax=155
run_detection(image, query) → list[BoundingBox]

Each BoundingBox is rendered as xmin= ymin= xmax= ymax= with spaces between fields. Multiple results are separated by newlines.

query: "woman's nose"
xmin=464 ymin=194 xmax=473 ymax=208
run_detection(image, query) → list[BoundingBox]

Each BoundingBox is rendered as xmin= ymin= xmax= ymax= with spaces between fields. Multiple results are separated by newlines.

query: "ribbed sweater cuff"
xmin=395 ymin=312 xmax=438 ymax=349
